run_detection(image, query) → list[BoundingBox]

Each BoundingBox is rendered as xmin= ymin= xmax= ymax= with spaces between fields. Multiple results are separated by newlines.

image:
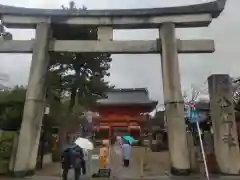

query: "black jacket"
xmin=72 ymin=147 xmax=84 ymax=168
xmin=61 ymin=149 xmax=72 ymax=169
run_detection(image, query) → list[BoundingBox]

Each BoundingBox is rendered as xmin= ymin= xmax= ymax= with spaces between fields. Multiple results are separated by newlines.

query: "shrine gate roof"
xmin=0 ymin=0 xmax=225 ymax=19
xmin=97 ymin=88 xmax=158 ymax=107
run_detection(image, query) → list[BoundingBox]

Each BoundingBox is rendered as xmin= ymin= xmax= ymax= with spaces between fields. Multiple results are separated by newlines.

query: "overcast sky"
xmin=0 ymin=0 xmax=238 ymax=108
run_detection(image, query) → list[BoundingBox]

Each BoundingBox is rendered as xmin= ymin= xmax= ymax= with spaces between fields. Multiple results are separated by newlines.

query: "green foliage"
xmin=47 ymin=1 xmax=113 ymax=114
xmin=0 ymin=86 xmax=26 ymax=130
xmin=0 ymin=86 xmax=26 ymax=102
xmin=0 ymin=85 xmax=71 ymax=129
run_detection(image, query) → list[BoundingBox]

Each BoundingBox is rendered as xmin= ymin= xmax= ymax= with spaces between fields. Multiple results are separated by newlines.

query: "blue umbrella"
xmin=123 ymin=136 xmax=137 ymax=144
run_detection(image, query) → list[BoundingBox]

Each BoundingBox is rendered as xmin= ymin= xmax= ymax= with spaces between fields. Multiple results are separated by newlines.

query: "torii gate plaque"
xmin=0 ymin=0 xmax=227 ymax=177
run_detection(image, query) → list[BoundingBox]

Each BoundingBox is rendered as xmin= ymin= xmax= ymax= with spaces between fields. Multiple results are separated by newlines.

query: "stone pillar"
xmin=97 ymin=27 xmax=113 ymax=41
xmin=159 ymin=22 xmax=190 ymax=175
xmin=13 ymin=22 xmax=51 ymax=176
xmin=187 ymin=131 xmax=199 ymax=173
xmin=208 ymin=74 xmax=240 ymax=175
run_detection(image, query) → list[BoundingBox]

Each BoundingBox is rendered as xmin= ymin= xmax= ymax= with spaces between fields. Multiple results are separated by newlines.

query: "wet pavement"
xmin=110 ymin=146 xmax=170 ymax=178
xmin=1 ymin=146 xmax=239 ymax=180
xmin=25 ymin=146 xmax=168 ymax=179
xmin=110 ymin=146 xmax=142 ymax=178
xmin=1 ymin=175 xmax=240 ymax=180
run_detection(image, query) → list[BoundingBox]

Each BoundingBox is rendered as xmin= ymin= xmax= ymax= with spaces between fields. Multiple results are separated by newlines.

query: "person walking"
xmin=61 ymin=148 xmax=72 ymax=180
xmin=72 ymin=146 xmax=84 ymax=180
xmin=122 ymin=140 xmax=131 ymax=167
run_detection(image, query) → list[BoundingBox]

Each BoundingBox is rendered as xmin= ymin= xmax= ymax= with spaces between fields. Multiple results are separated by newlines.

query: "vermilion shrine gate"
xmin=0 ymin=0 xmax=239 ymax=177
xmin=92 ymin=88 xmax=157 ymax=144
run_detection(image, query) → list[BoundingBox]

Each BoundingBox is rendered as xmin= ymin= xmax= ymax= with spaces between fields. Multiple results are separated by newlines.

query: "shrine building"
xmin=92 ymin=88 xmax=157 ymax=145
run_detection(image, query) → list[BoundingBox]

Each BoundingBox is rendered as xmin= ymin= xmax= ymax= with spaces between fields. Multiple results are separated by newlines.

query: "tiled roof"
xmin=97 ymin=88 xmax=158 ymax=106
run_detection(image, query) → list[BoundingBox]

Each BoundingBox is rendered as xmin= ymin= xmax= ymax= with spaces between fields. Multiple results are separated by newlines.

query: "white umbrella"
xmin=74 ymin=137 xmax=94 ymax=150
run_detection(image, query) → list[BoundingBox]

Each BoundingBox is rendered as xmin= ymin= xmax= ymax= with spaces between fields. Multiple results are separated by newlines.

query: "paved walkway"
xmin=1 ymin=147 xmax=240 ymax=180
xmin=1 ymin=175 xmax=240 ymax=180
xmin=35 ymin=163 xmax=62 ymax=177
xmin=110 ymin=146 xmax=170 ymax=177
xmin=110 ymin=146 xmax=142 ymax=178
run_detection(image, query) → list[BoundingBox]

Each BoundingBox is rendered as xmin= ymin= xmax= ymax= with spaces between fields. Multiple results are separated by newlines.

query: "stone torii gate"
xmin=0 ymin=0 xmax=229 ymax=177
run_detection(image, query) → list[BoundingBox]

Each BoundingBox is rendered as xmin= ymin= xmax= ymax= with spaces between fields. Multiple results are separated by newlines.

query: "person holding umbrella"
xmin=122 ymin=138 xmax=132 ymax=167
xmin=121 ymin=136 xmax=137 ymax=167
xmin=72 ymin=146 xmax=84 ymax=180
xmin=73 ymin=137 xmax=94 ymax=179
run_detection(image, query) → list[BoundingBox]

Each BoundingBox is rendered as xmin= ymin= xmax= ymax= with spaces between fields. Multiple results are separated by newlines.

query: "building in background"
xmin=91 ymin=88 xmax=157 ymax=145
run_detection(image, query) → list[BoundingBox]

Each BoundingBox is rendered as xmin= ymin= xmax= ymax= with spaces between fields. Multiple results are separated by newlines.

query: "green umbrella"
xmin=123 ymin=136 xmax=137 ymax=144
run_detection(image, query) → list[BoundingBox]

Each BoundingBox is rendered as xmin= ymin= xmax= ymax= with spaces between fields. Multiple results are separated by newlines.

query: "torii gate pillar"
xmin=13 ymin=22 xmax=51 ymax=176
xmin=160 ymin=22 xmax=190 ymax=175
